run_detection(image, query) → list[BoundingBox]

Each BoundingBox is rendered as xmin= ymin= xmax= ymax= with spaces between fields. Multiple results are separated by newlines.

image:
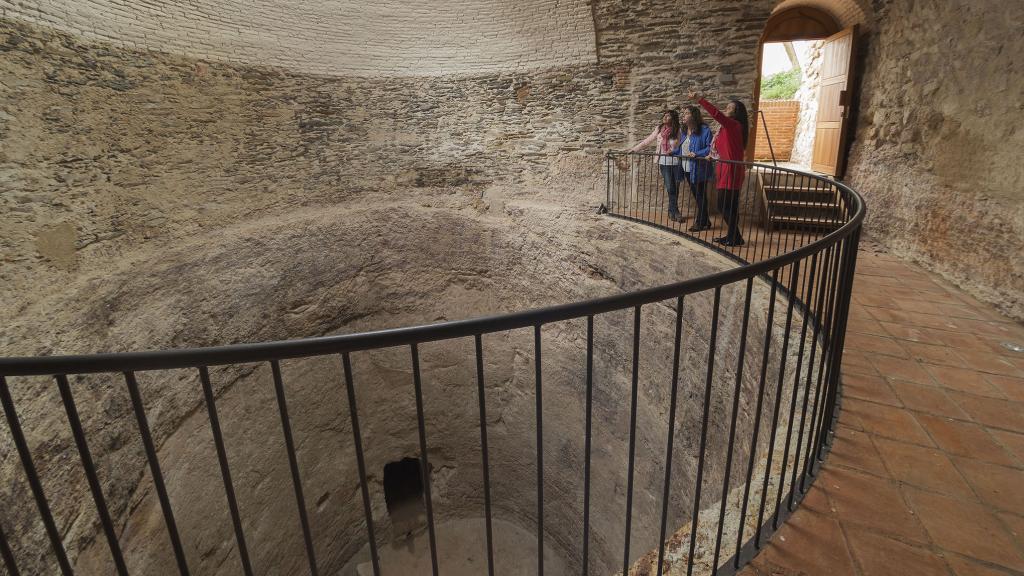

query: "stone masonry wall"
xmin=6 ymin=0 xmax=1023 ymax=574
xmin=789 ymin=40 xmax=823 ymax=167
xmin=0 ymin=3 xmax=786 ymax=575
xmin=1 ymin=0 xmax=781 ymax=327
xmin=844 ymin=0 xmax=1024 ymax=319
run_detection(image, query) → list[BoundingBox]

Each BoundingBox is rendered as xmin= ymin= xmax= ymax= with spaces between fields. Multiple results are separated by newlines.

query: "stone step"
xmin=764 ymin=184 xmax=836 ymax=193
xmin=770 ymin=214 xmax=844 ymax=228
xmin=769 ymin=199 xmax=843 ymax=209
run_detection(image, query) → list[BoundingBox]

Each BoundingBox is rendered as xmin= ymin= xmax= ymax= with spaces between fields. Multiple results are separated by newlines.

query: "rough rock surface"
xmin=1 ymin=185 xmax=809 ymax=575
xmin=789 ymin=41 xmax=824 ymax=168
xmin=4 ymin=0 xmax=1018 ymax=574
xmin=844 ymin=0 xmax=1024 ymax=319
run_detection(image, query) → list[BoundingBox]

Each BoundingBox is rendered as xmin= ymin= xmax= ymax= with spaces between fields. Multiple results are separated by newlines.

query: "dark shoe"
xmin=669 ymin=213 xmax=685 ymax=222
xmin=722 ymin=238 xmax=745 ymax=247
xmin=688 ymin=224 xmax=711 ymax=232
xmin=713 ymin=236 xmax=728 ymax=244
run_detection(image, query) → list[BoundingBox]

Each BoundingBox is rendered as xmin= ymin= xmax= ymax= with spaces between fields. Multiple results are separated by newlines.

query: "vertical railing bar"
xmin=270 ymin=360 xmax=319 ymax=576
xmin=680 ymin=156 xmax=691 ymax=232
xmin=632 ymin=154 xmax=641 ymax=220
xmin=641 ymin=155 xmax=650 ymax=222
xmin=764 ymin=167 xmax=779 ymax=262
xmin=790 ymin=172 xmax=806 ymax=249
xmin=582 ymin=315 xmax=594 ymax=576
xmin=410 ymin=344 xmax=440 ymax=576
xmin=124 ymin=370 xmax=191 ymax=576
xmin=711 ymin=278 xmax=754 ymax=573
xmin=614 ymin=152 xmax=622 ymax=215
xmin=754 ymin=168 xmax=767 ymax=264
xmin=748 ymin=164 xmax=758 ymax=259
xmin=622 ymin=305 xmax=642 ymax=576
xmin=734 ymin=268 xmax=780 ymax=566
xmin=0 ymin=375 xmax=73 ymax=576
xmin=765 ymin=167 xmax=779 ymax=262
xmin=55 ymin=374 xmax=128 ymax=576
xmin=647 ymin=154 xmax=656 ymax=223
xmin=783 ymin=168 xmax=798 ymax=256
xmin=628 ymin=154 xmax=636 ymax=219
xmin=800 ymin=241 xmax=842 ymax=487
xmin=686 ymin=286 xmax=722 ymax=576
xmin=341 ymin=353 xmax=381 ymax=576
xmin=649 ymin=154 xmax=657 ymax=222
xmin=708 ymin=157 xmax=719 ymax=246
xmin=817 ymin=229 xmax=862 ymax=462
xmin=655 ymin=155 xmax=665 ymax=227
xmin=474 ymin=336 xmax=496 ymax=576
xmin=754 ymin=261 xmax=800 ymax=547
xmin=624 ymin=153 xmax=631 ymax=217
xmin=773 ymin=251 xmax=819 ymax=529
xmin=0 ymin=520 xmax=19 ymax=576
xmin=709 ymin=157 xmax=721 ymax=246
xmin=765 ymin=167 xmax=778 ymax=261
xmin=740 ymin=164 xmax=753 ymax=260
xmin=198 ymin=367 xmax=254 ymax=576
xmin=745 ymin=166 xmax=758 ymax=262
xmin=629 ymin=154 xmax=637 ymax=218
xmin=788 ymin=245 xmax=832 ymax=509
xmin=606 ymin=154 xmax=611 ymax=210
xmin=655 ymin=297 xmax=685 ymax=576
xmin=804 ymin=174 xmax=820 ymax=250
xmin=534 ymin=325 xmax=545 ymax=576
xmin=811 ymin=237 xmax=850 ymax=466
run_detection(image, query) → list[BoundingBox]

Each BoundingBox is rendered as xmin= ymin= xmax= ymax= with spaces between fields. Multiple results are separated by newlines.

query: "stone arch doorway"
xmin=751 ymin=4 xmax=863 ymax=178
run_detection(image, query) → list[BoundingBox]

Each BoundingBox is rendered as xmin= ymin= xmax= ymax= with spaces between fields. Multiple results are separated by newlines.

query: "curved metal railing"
xmin=0 ymin=155 xmax=863 ymax=576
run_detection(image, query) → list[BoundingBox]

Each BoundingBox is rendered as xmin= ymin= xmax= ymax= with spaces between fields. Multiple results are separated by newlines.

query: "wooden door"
xmin=811 ymin=25 xmax=858 ymax=176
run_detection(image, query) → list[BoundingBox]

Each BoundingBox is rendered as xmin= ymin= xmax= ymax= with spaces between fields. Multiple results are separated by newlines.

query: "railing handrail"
xmin=0 ymin=159 xmax=864 ymax=377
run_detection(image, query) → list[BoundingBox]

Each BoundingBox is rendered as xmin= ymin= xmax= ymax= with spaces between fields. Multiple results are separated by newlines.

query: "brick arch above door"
xmin=773 ymin=0 xmax=874 ymax=31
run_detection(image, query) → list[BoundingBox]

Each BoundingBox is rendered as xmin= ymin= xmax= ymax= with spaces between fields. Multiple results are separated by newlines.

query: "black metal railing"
xmin=1 ymin=155 xmax=863 ymax=576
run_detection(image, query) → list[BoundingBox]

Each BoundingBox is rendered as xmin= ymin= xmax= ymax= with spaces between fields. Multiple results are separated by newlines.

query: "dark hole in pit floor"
xmin=384 ymin=457 xmax=425 ymax=529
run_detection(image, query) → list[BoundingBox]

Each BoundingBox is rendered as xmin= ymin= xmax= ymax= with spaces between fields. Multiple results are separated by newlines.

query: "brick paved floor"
xmin=741 ymin=247 xmax=1024 ymax=576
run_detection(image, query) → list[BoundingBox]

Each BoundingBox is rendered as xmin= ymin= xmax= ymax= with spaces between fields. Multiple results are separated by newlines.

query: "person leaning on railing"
xmin=688 ymin=91 xmax=749 ymax=247
xmin=629 ymin=109 xmax=686 ymax=223
xmin=678 ymin=105 xmax=714 ymax=232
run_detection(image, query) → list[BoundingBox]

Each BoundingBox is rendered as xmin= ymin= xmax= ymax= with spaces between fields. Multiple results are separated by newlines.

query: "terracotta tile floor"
xmin=741 ymin=248 xmax=1024 ymax=576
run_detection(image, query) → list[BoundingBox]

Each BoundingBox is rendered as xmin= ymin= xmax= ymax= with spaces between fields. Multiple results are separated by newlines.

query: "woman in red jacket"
xmin=688 ymin=91 xmax=750 ymax=246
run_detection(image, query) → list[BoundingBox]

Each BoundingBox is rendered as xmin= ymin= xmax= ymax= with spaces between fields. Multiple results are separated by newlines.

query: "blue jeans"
xmin=686 ymin=178 xmax=711 ymax=227
xmin=659 ymin=164 xmax=680 ymax=216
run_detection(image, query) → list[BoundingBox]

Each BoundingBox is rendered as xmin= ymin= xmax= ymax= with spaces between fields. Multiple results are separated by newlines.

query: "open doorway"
xmin=752 ymin=7 xmax=858 ymax=178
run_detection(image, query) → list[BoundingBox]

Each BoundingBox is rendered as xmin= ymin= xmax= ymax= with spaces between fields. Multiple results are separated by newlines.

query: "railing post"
xmin=816 ymin=227 xmax=862 ymax=459
xmin=758 ymin=110 xmax=778 ymax=168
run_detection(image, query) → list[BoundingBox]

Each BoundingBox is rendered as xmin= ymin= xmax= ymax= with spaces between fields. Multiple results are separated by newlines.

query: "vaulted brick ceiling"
xmin=1 ymin=0 xmax=598 ymax=76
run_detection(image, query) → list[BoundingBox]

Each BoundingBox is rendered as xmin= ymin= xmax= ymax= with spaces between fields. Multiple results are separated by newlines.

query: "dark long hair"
xmin=658 ymin=109 xmax=681 ymax=138
xmin=685 ymin=106 xmax=703 ymax=134
xmin=730 ymin=99 xmax=750 ymax=147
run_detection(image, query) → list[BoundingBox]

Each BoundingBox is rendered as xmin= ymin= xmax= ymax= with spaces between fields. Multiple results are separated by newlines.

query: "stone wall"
xmin=0 ymin=4 xmax=794 ymax=575
xmin=753 ymin=100 xmax=800 ymax=161
xmin=844 ymin=0 xmax=1024 ymax=319
xmin=4 ymin=0 xmax=1022 ymax=574
xmin=0 ymin=0 xmax=782 ymax=333
xmin=789 ymin=40 xmax=823 ymax=167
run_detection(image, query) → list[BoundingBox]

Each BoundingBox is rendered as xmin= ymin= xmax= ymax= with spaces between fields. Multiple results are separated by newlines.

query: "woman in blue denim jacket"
xmin=676 ymin=106 xmax=714 ymax=232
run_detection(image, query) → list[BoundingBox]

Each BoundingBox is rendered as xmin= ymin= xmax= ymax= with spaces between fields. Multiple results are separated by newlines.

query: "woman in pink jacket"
xmin=689 ymin=91 xmax=750 ymax=246
xmin=630 ymin=109 xmax=685 ymax=222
